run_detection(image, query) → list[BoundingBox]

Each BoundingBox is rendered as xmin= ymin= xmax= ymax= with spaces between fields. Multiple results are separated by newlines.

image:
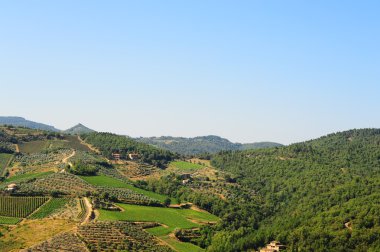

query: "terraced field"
xmin=77 ymin=221 xmax=172 ymax=252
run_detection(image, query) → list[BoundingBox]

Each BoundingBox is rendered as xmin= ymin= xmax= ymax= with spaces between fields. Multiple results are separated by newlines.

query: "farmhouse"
xmin=179 ymin=173 xmax=192 ymax=180
xmin=182 ymin=179 xmax=191 ymax=185
xmin=112 ymin=153 xmax=121 ymax=161
xmin=5 ymin=183 xmax=17 ymax=192
xmin=259 ymin=241 xmax=286 ymax=252
xmin=128 ymin=153 xmax=139 ymax=160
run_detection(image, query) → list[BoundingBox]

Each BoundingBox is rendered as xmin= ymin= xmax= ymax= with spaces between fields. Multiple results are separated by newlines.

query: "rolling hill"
xmin=209 ymin=128 xmax=380 ymax=251
xmin=137 ymin=135 xmax=282 ymax=155
xmin=0 ymin=116 xmax=59 ymax=132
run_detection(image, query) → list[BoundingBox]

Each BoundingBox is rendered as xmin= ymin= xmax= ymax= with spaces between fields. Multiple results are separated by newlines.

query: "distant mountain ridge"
xmin=64 ymin=123 xmax=95 ymax=135
xmin=0 ymin=116 xmax=60 ymax=132
xmin=136 ymin=135 xmax=282 ymax=155
xmin=0 ymin=116 xmax=95 ymax=134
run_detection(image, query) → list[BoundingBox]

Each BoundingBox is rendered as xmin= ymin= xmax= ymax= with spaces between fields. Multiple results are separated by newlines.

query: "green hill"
xmin=209 ymin=128 xmax=380 ymax=251
xmin=137 ymin=135 xmax=282 ymax=155
xmin=64 ymin=123 xmax=95 ymax=135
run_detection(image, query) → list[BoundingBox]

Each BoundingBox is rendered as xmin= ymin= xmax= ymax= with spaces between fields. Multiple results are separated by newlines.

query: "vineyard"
xmin=77 ymin=221 xmax=172 ymax=252
xmin=0 ymin=196 xmax=49 ymax=217
xmin=77 ymin=198 xmax=87 ymax=221
xmin=29 ymin=198 xmax=69 ymax=219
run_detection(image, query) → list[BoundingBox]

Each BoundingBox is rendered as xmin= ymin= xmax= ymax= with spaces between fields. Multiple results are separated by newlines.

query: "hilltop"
xmin=64 ymin=123 xmax=95 ymax=135
xmin=137 ymin=135 xmax=283 ymax=155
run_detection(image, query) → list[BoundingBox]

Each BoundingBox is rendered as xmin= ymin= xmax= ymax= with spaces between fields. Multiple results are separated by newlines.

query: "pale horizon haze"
xmin=1 ymin=1 xmax=379 ymax=144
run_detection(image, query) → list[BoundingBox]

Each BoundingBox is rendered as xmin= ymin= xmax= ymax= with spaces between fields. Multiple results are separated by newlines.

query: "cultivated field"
xmin=0 ymin=196 xmax=49 ymax=218
xmin=29 ymin=198 xmax=69 ymax=219
xmin=80 ymin=174 xmax=175 ymax=203
xmin=99 ymin=203 xmax=219 ymax=232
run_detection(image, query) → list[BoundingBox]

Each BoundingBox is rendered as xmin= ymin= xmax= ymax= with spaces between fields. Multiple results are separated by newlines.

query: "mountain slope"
xmin=210 ymin=128 xmax=380 ymax=251
xmin=0 ymin=116 xmax=59 ymax=132
xmin=64 ymin=123 xmax=95 ymax=135
xmin=137 ymin=135 xmax=282 ymax=155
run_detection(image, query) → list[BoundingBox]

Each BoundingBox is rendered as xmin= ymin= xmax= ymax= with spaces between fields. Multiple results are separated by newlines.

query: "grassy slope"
xmin=0 ymin=219 xmax=76 ymax=251
xmin=29 ymin=198 xmax=69 ymax=219
xmin=146 ymin=226 xmax=205 ymax=251
xmin=80 ymin=174 xmax=176 ymax=203
xmin=0 ymin=153 xmax=12 ymax=176
xmin=99 ymin=203 xmax=219 ymax=232
xmin=160 ymin=235 xmax=205 ymax=252
xmin=0 ymin=216 xmax=21 ymax=225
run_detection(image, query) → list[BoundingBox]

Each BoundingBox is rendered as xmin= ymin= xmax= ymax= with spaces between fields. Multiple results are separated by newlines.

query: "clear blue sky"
xmin=1 ymin=1 xmax=379 ymax=144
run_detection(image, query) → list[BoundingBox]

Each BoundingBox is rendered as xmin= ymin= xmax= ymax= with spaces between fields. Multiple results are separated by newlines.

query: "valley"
xmin=0 ymin=124 xmax=380 ymax=251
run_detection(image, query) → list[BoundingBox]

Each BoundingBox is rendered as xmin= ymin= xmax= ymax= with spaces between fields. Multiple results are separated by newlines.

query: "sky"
xmin=0 ymin=1 xmax=379 ymax=144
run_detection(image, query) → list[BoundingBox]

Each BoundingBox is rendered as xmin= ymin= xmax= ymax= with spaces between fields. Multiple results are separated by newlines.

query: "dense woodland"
xmin=209 ymin=129 xmax=380 ymax=251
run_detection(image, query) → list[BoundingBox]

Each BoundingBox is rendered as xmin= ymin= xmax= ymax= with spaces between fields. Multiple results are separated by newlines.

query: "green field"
xmin=0 ymin=153 xmax=12 ymax=176
xmin=29 ymin=198 xmax=68 ymax=219
xmin=160 ymin=235 xmax=205 ymax=252
xmin=80 ymin=175 xmax=175 ymax=203
xmin=147 ymin=226 xmax=205 ymax=252
xmin=5 ymin=171 xmax=53 ymax=183
xmin=146 ymin=225 xmax=172 ymax=236
xmin=170 ymin=161 xmax=204 ymax=171
xmin=0 ymin=216 xmax=21 ymax=225
xmin=99 ymin=203 xmax=216 ymax=252
xmin=99 ymin=203 xmax=219 ymax=232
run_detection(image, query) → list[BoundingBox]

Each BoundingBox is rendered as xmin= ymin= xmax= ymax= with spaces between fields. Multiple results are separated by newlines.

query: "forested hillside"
xmin=83 ymin=132 xmax=177 ymax=168
xmin=210 ymin=129 xmax=380 ymax=251
xmin=137 ymin=135 xmax=282 ymax=155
